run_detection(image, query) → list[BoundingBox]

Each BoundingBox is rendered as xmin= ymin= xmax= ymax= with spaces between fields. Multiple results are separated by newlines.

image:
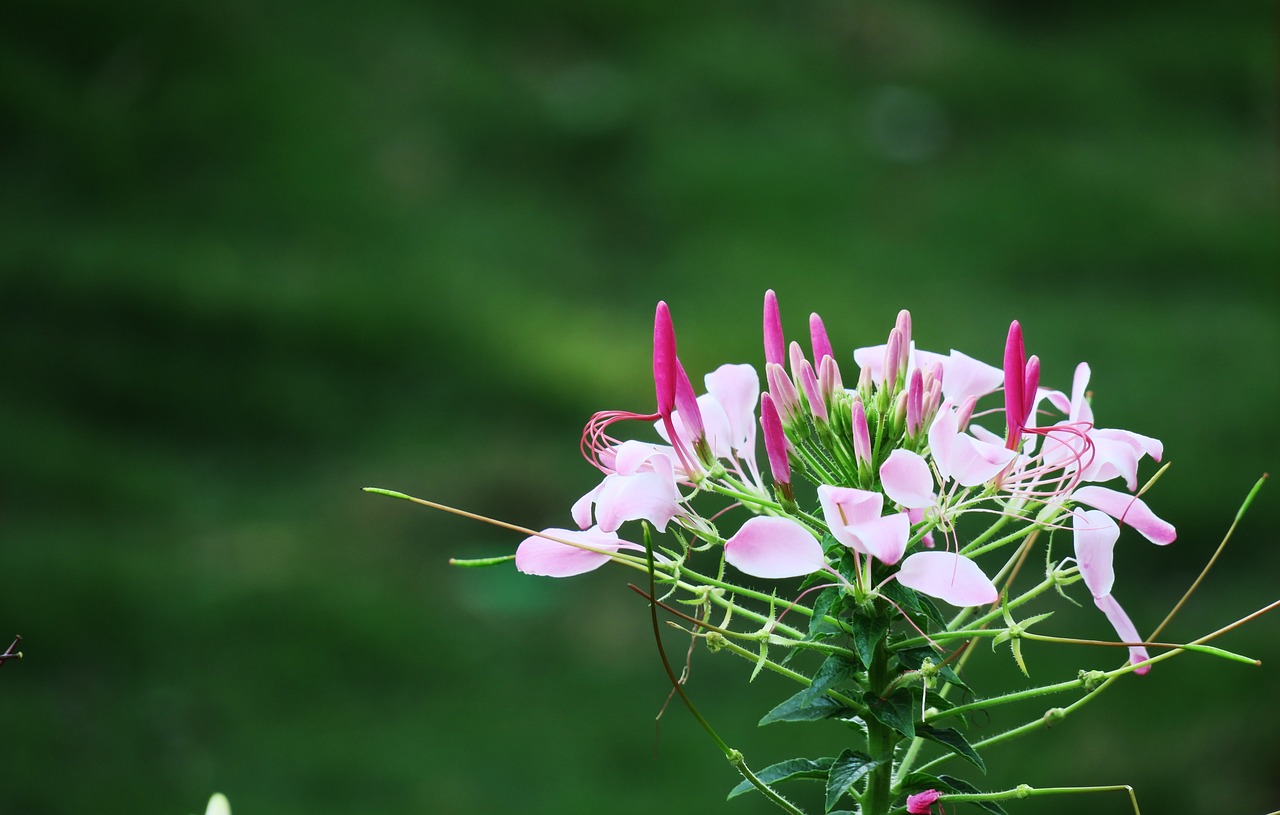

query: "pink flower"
xmin=907 ymin=789 xmax=942 ymax=814
xmin=818 ymin=485 xmax=910 ymax=565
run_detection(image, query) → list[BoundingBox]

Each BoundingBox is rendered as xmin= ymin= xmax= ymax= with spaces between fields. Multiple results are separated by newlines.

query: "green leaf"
xmin=807 ymin=586 xmax=843 ymax=640
xmin=447 ymin=554 xmax=516 ymax=567
xmin=851 ymin=612 xmax=888 ymax=668
xmin=917 ymin=724 xmax=986 ymax=772
xmin=898 ymin=771 xmax=946 ymax=793
xmin=760 ymin=688 xmax=862 ymax=726
xmin=937 ymin=775 xmax=1009 ymax=815
xmin=824 ymin=749 xmax=878 ymax=812
xmin=726 ymin=757 xmax=834 ymax=799
xmin=862 ymin=688 xmax=915 ymax=739
xmin=801 ymin=653 xmax=859 ymax=703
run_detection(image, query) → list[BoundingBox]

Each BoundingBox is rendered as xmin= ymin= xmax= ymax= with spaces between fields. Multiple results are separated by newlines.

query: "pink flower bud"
xmin=906 ymin=367 xmax=924 ymax=436
xmin=851 ymin=398 xmax=872 ymax=466
xmin=809 ymin=312 xmax=835 ymax=364
xmin=884 ymin=327 xmax=904 ymax=387
xmin=797 ymin=358 xmax=827 ymax=424
xmin=653 ymin=301 xmax=677 ymax=416
xmin=1003 ymin=320 xmax=1026 ymax=449
xmin=759 ymin=393 xmax=791 ymax=489
xmin=895 ymin=308 xmax=913 ymax=352
xmin=763 ymin=289 xmax=785 ymax=367
xmin=766 ymin=363 xmax=802 ymax=425
xmin=1023 ymin=354 xmax=1041 ymax=425
xmin=818 ymin=354 xmax=843 ymax=403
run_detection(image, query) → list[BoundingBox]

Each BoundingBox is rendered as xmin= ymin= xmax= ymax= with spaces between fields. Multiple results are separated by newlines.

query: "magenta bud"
xmin=653 ymin=301 xmax=678 ymax=416
xmin=763 ymin=289 xmax=785 ymax=367
xmin=851 ymin=398 xmax=872 ymax=466
xmin=809 ymin=312 xmax=834 ymax=364
xmin=759 ymin=393 xmax=791 ymax=488
xmin=1003 ymin=320 xmax=1026 ymax=449
xmin=1022 ymin=354 xmax=1041 ymax=425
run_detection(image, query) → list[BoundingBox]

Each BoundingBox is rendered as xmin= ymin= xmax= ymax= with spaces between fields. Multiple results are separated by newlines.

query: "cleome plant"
xmin=369 ymin=291 xmax=1273 ymax=815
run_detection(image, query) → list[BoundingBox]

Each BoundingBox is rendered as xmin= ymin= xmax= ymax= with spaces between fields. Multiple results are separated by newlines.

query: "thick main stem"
xmin=863 ymin=619 xmax=897 ymax=815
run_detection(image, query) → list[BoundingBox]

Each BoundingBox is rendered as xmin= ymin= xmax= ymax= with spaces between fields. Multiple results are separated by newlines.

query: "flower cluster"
xmin=516 ymin=292 xmax=1173 ymax=671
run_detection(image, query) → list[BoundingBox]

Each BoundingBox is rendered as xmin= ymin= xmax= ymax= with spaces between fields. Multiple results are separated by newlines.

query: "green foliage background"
xmin=1 ymin=1 xmax=1276 ymax=813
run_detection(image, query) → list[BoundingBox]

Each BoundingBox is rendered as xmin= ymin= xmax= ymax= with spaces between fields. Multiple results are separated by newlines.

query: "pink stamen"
xmin=580 ymin=409 xmax=661 ymax=472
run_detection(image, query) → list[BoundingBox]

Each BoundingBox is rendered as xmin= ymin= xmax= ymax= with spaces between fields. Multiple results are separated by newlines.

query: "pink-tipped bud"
xmin=1003 ymin=320 xmax=1026 ymax=449
xmin=788 ymin=340 xmax=807 ymax=383
xmin=653 ymin=301 xmax=678 ymax=416
xmin=884 ymin=328 xmax=904 ymax=387
xmin=895 ymin=309 xmax=913 ymax=353
xmin=1023 ymin=354 xmax=1041 ymax=426
xmin=922 ymin=361 xmax=943 ymax=392
xmin=922 ymin=378 xmax=943 ymax=428
xmin=797 ymin=358 xmax=827 ymax=424
xmin=763 ymin=289 xmax=785 ymax=367
xmin=766 ymin=362 xmax=802 ymax=425
xmin=851 ymin=398 xmax=872 ymax=466
xmin=955 ymin=394 xmax=978 ymax=431
xmin=818 ymin=354 xmax=843 ymax=403
xmin=809 ymin=312 xmax=834 ymax=364
xmin=673 ymin=359 xmax=705 ymax=442
xmin=906 ymin=367 xmax=924 ymax=436
xmin=759 ymin=393 xmax=791 ymax=489
xmin=857 ymin=363 xmax=874 ymax=393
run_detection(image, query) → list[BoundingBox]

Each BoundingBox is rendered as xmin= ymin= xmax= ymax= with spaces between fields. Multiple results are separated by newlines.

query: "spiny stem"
xmin=933 ymin=783 xmax=1141 ymax=815
xmin=639 ymin=526 xmax=809 ymax=815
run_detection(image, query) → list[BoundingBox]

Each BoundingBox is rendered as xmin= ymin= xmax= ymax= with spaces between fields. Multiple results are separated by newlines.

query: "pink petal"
xmin=516 ymin=527 xmax=626 ymax=577
xmin=704 ymin=363 xmax=761 ymax=455
xmin=1072 ymin=509 xmax=1118 ymax=598
xmin=1072 ymin=486 xmax=1176 ymax=545
xmin=1094 ymin=593 xmax=1151 ymax=674
xmin=897 ymin=552 xmax=998 ymax=607
xmin=724 ymin=516 xmax=826 ymax=579
xmin=880 ymin=449 xmax=936 ymax=509
xmin=938 ymin=349 xmax=1004 ymax=403
xmin=851 ymin=512 xmax=910 ymax=565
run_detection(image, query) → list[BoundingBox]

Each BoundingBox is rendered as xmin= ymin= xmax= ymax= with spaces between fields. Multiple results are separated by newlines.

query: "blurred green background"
xmin=2 ymin=1 xmax=1277 ymax=813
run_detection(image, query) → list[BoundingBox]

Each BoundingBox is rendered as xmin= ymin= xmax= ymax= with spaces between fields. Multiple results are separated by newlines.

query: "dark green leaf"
xmin=726 ymin=757 xmax=834 ymax=799
xmin=824 ymin=749 xmax=878 ymax=812
xmin=808 ymin=586 xmax=843 ymax=640
xmin=863 ymin=688 xmax=915 ymax=739
xmin=898 ymin=771 xmax=947 ymax=793
xmin=938 ymin=775 xmax=1009 ymax=815
xmin=760 ymin=688 xmax=861 ymax=726
xmin=851 ymin=612 xmax=888 ymax=668
xmin=891 ymin=644 xmax=969 ymax=692
xmin=801 ymin=653 xmax=859 ymax=703
xmin=917 ymin=724 xmax=985 ymax=772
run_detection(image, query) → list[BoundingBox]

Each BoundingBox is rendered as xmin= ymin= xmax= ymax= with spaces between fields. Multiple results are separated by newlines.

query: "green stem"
xmin=862 ymin=621 xmax=897 ymax=815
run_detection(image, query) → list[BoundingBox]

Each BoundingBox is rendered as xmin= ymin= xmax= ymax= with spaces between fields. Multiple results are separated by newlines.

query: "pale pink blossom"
xmin=818 ymin=485 xmax=910 ymax=565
